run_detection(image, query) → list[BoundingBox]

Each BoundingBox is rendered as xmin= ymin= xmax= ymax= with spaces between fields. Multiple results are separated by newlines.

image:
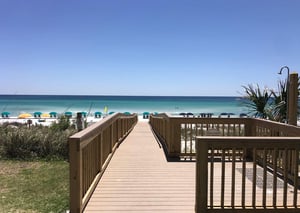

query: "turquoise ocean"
xmin=0 ymin=95 xmax=248 ymax=117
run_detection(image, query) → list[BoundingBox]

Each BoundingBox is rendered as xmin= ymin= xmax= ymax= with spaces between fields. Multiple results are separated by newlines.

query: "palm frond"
xmin=241 ymin=84 xmax=272 ymax=119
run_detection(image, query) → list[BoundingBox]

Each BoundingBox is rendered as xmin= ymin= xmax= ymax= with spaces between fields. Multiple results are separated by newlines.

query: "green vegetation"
xmin=0 ymin=116 xmax=76 ymax=160
xmin=51 ymin=116 xmax=73 ymax=132
xmin=241 ymin=84 xmax=273 ymax=119
xmin=241 ymin=80 xmax=293 ymax=122
xmin=269 ymin=80 xmax=288 ymax=122
xmin=0 ymin=160 xmax=69 ymax=213
xmin=0 ymin=116 xmax=77 ymax=212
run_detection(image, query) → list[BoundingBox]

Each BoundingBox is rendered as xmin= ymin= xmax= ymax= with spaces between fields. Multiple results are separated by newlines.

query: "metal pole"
xmin=278 ymin=66 xmax=290 ymax=123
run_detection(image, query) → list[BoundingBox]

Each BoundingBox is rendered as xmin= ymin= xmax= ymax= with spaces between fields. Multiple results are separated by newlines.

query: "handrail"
xmin=150 ymin=114 xmax=300 ymax=211
xmin=69 ymin=113 xmax=137 ymax=213
xmin=150 ymin=114 xmax=300 ymax=158
xmin=195 ymin=137 xmax=300 ymax=212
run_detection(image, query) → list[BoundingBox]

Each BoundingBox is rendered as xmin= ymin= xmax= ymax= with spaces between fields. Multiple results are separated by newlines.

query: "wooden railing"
xmin=69 ymin=113 xmax=137 ymax=213
xmin=196 ymin=137 xmax=300 ymax=212
xmin=150 ymin=113 xmax=300 ymax=158
xmin=150 ymin=114 xmax=300 ymax=211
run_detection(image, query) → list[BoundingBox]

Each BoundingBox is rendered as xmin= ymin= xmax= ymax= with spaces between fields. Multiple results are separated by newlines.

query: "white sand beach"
xmin=0 ymin=114 xmax=149 ymax=127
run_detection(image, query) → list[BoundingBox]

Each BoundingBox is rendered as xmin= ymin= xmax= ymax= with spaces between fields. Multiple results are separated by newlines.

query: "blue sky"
xmin=0 ymin=0 xmax=299 ymax=96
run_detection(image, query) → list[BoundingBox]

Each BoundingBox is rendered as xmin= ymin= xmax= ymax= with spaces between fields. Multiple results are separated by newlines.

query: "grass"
xmin=0 ymin=160 xmax=69 ymax=213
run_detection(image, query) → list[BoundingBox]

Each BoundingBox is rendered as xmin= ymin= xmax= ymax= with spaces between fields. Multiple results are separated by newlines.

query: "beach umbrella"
xmin=49 ymin=112 xmax=57 ymax=118
xmin=64 ymin=111 xmax=72 ymax=118
xmin=1 ymin=112 xmax=10 ymax=118
xmin=186 ymin=112 xmax=194 ymax=117
xmin=34 ymin=112 xmax=42 ymax=118
xmin=18 ymin=113 xmax=32 ymax=119
xmin=123 ymin=112 xmax=131 ymax=115
xmin=143 ymin=112 xmax=150 ymax=115
xmin=109 ymin=111 xmax=115 ymax=115
xmin=41 ymin=113 xmax=50 ymax=118
xmin=143 ymin=112 xmax=150 ymax=119
xmin=239 ymin=113 xmax=248 ymax=118
xmin=219 ymin=112 xmax=228 ymax=117
xmin=94 ymin=112 xmax=102 ymax=118
xmin=179 ymin=112 xmax=187 ymax=117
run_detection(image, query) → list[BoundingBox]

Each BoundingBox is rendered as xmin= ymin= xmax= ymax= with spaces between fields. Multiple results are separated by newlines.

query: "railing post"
xmin=244 ymin=118 xmax=255 ymax=159
xmin=288 ymin=72 xmax=298 ymax=126
xmin=169 ymin=119 xmax=181 ymax=159
xmin=69 ymin=138 xmax=82 ymax=213
xmin=165 ymin=117 xmax=170 ymax=148
xmin=98 ymin=133 xmax=103 ymax=171
xmin=244 ymin=118 xmax=256 ymax=136
xmin=110 ymin=124 xmax=113 ymax=151
xmin=117 ymin=118 xmax=121 ymax=140
xmin=195 ymin=138 xmax=208 ymax=213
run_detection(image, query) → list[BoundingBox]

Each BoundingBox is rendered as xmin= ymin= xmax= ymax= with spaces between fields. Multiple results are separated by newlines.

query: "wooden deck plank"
xmin=84 ymin=122 xmax=195 ymax=212
xmin=84 ymin=121 xmax=300 ymax=212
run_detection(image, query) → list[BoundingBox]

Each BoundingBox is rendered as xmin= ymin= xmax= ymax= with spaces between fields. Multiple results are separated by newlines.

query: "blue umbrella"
xmin=34 ymin=112 xmax=42 ymax=118
xmin=1 ymin=112 xmax=10 ymax=118
xmin=179 ymin=112 xmax=187 ymax=117
xmin=239 ymin=113 xmax=248 ymax=118
xmin=49 ymin=112 xmax=57 ymax=118
xmin=186 ymin=112 xmax=194 ymax=117
xmin=65 ymin=111 xmax=72 ymax=117
xmin=143 ymin=112 xmax=150 ymax=119
xmin=94 ymin=112 xmax=102 ymax=118
xmin=219 ymin=112 xmax=228 ymax=117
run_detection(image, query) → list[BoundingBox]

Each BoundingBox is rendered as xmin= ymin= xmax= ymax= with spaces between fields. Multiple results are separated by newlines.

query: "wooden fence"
xmin=69 ymin=113 xmax=137 ymax=213
xmin=149 ymin=113 xmax=300 ymax=212
xmin=150 ymin=114 xmax=300 ymax=158
xmin=196 ymin=137 xmax=300 ymax=212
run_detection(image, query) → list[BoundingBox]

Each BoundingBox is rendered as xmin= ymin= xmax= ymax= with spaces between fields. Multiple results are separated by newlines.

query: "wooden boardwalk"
xmin=84 ymin=121 xmax=300 ymax=212
xmin=84 ymin=121 xmax=196 ymax=212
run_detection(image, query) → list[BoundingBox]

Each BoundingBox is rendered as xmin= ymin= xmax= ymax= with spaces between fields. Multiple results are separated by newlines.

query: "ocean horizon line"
xmin=0 ymin=94 xmax=242 ymax=98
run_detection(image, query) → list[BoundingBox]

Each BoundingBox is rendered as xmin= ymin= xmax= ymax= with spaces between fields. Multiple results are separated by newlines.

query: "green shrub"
xmin=0 ymin=124 xmax=76 ymax=160
xmin=50 ymin=115 xmax=71 ymax=131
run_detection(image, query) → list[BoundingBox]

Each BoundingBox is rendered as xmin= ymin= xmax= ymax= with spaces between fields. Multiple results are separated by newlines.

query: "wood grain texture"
xmin=84 ymin=122 xmax=195 ymax=212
